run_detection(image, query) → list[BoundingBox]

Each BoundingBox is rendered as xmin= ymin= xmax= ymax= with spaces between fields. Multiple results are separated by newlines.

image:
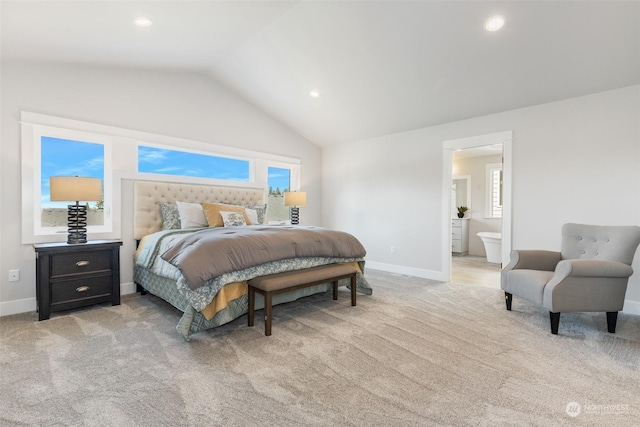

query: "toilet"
xmin=477 ymin=232 xmax=502 ymax=264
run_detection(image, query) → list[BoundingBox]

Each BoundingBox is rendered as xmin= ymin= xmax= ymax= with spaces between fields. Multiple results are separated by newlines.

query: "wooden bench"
xmin=247 ymin=263 xmax=358 ymax=336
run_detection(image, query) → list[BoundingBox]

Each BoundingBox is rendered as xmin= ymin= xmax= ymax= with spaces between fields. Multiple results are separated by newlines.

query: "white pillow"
xmin=245 ymin=208 xmax=259 ymax=225
xmin=245 ymin=204 xmax=266 ymax=224
xmin=220 ymin=211 xmax=247 ymax=227
xmin=176 ymin=201 xmax=208 ymax=229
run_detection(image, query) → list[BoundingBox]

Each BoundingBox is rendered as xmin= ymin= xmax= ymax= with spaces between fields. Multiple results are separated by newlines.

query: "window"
xmin=138 ymin=146 xmax=250 ymax=181
xmin=267 ymin=166 xmax=291 ymax=223
xmin=21 ymin=120 xmax=114 ymax=243
xmin=41 ymin=137 xmax=105 ymax=227
xmin=486 ymin=163 xmax=503 ymax=218
xmin=22 ymin=111 xmax=302 ymax=242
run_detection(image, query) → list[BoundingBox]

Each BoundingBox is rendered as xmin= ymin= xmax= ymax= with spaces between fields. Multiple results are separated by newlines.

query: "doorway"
xmin=441 ymin=131 xmax=513 ymax=283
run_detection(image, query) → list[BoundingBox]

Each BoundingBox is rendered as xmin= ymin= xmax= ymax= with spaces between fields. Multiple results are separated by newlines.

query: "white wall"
xmin=0 ymin=61 xmax=322 ymax=316
xmin=322 ymin=85 xmax=640 ymax=312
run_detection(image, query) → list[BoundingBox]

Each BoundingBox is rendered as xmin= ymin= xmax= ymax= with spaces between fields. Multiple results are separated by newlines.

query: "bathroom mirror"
xmin=451 ymin=175 xmax=471 ymax=217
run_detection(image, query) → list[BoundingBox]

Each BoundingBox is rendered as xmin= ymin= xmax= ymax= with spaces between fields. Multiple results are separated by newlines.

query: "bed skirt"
xmin=134 ymin=263 xmax=368 ymax=339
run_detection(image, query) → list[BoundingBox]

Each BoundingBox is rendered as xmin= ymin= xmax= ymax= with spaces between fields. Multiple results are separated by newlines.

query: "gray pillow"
xmin=159 ymin=203 xmax=180 ymax=230
xmin=245 ymin=204 xmax=266 ymax=224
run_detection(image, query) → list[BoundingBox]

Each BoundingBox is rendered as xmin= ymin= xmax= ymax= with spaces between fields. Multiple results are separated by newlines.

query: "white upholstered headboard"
xmin=133 ymin=181 xmax=265 ymax=240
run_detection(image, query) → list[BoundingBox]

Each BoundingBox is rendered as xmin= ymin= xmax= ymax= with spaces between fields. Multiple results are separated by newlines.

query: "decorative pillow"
xmin=176 ymin=201 xmax=208 ymax=229
xmin=201 ymin=202 xmax=251 ymax=227
xmin=245 ymin=208 xmax=259 ymax=225
xmin=159 ymin=203 xmax=180 ymax=230
xmin=245 ymin=204 xmax=266 ymax=224
xmin=220 ymin=211 xmax=247 ymax=227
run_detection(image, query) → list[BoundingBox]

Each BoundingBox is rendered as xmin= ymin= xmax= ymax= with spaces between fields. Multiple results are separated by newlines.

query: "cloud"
xmin=138 ymin=148 xmax=169 ymax=164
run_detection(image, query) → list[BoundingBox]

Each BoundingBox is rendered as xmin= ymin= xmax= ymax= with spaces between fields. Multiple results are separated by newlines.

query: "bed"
xmin=133 ymin=181 xmax=372 ymax=339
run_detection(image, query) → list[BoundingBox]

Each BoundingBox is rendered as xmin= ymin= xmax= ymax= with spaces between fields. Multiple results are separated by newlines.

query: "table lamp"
xmin=50 ymin=176 xmax=103 ymax=244
xmin=284 ymin=191 xmax=307 ymax=225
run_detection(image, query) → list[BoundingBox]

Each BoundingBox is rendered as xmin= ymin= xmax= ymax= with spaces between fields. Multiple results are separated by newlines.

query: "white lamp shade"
xmin=50 ymin=176 xmax=103 ymax=202
xmin=284 ymin=191 xmax=307 ymax=207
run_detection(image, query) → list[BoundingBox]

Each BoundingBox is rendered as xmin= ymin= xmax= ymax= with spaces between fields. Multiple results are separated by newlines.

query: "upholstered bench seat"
xmin=248 ymin=263 xmax=358 ymax=336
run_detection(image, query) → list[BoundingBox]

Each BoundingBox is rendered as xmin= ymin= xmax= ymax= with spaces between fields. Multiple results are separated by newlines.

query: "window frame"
xmin=485 ymin=162 xmax=503 ymax=219
xmin=21 ymin=122 xmax=115 ymax=243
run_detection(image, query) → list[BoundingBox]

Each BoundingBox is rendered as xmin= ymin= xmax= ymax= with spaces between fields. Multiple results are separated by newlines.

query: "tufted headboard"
xmin=133 ymin=181 xmax=265 ymax=240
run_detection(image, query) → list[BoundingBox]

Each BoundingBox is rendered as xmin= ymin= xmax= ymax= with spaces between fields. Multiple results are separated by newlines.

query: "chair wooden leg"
xmin=549 ymin=312 xmax=560 ymax=334
xmin=505 ymin=292 xmax=512 ymax=311
xmin=606 ymin=312 xmax=618 ymax=333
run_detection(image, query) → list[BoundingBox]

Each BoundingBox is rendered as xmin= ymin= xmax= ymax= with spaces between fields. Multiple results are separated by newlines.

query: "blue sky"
xmin=138 ymin=146 xmax=250 ymax=181
xmin=267 ymin=167 xmax=290 ymax=193
xmin=138 ymin=146 xmax=290 ymax=191
xmin=41 ymin=137 xmax=104 ymax=208
xmin=41 ymin=140 xmax=290 ymax=207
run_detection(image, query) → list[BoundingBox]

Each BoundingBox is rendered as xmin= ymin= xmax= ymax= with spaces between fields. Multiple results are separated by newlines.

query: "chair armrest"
xmin=504 ymin=250 xmax=562 ymax=272
xmin=554 ymin=259 xmax=633 ymax=279
xmin=543 ymin=259 xmax=633 ymax=312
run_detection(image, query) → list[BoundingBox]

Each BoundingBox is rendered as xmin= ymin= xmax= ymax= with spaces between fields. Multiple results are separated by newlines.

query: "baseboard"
xmin=121 ymin=281 xmax=136 ymax=295
xmin=623 ymin=299 xmax=640 ymax=316
xmin=5 ymin=280 xmax=636 ymax=316
xmin=0 ymin=282 xmax=138 ymax=317
xmin=0 ymin=297 xmax=36 ymax=317
xmin=365 ymin=261 xmax=446 ymax=282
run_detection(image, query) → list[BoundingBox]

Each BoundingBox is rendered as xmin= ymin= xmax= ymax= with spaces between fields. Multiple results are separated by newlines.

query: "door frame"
xmin=441 ymin=130 xmax=513 ymax=281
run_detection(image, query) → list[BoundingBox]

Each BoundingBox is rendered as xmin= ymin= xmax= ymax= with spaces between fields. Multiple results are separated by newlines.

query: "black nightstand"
xmin=34 ymin=240 xmax=122 ymax=321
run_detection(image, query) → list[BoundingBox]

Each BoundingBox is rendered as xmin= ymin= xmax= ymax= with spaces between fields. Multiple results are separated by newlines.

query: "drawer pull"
xmin=76 ymin=286 xmax=90 ymax=292
xmin=75 ymin=260 xmax=90 ymax=267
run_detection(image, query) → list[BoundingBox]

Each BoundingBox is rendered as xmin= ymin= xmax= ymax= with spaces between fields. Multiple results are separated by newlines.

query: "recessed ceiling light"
xmin=134 ymin=17 xmax=153 ymax=27
xmin=309 ymin=90 xmax=320 ymax=98
xmin=484 ymin=15 xmax=505 ymax=32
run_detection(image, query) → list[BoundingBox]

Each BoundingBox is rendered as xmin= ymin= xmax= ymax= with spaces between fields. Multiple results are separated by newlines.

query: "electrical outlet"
xmin=390 ymin=245 xmax=396 ymax=254
xmin=8 ymin=269 xmax=20 ymax=282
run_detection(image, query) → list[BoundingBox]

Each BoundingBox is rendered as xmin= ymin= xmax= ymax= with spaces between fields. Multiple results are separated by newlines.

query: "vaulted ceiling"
xmin=2 ymin=1 xmax=639 ymax=147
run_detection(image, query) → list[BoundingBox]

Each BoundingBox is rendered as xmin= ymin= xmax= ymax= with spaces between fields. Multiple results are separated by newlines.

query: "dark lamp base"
xmin=67 ymin=203 xmax=88 ymax=244
xmin=67 ymin=235 xmax=88 ymax=244
xmin=290 ymin=207 xmax=300 ymax=225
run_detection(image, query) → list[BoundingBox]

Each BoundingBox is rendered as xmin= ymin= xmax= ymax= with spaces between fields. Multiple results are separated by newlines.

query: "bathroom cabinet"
xmin=451 ymin=218 xmax=469 ymax=255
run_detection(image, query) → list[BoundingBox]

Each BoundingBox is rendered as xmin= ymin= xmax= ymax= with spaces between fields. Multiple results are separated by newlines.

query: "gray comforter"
xmin=161 ymin=225 xmax=367 ymax=290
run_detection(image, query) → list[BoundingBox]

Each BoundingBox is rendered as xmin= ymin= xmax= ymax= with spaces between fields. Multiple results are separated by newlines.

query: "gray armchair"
xmin=501 ymin=223 xmax=640 ymax=334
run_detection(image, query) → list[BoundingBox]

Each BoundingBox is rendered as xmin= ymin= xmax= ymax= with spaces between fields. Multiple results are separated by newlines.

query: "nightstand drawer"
xmin=34 ymin=240 xmax=122 ymax=320
xmin=51 ymin=250 xmax=112 ymax=277
xmin=51 ymin=275 xmax=113 ymax=305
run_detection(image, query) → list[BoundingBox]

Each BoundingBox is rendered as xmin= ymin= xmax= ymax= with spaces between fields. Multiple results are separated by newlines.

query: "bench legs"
xmin=351 ymin=274 xmax=356 ymax=306
xmin=248 ymin=273 xmax=357 ymax=336
xmin=248 ymin=286 xmax=255 ymax=327
xmin=247 ymin=286 xmax=274 ymax=336
xmin=334 ymin=276 xmax=356 ymax=306
xmin=244 ymin=291 xmax=273 ymax=336
xmin=265 ymin=293 xmax=273 ymax=336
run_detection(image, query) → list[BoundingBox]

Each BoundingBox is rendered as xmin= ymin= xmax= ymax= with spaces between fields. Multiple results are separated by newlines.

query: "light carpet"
xmin=1 ymin=269 xmax=639 ymax=426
